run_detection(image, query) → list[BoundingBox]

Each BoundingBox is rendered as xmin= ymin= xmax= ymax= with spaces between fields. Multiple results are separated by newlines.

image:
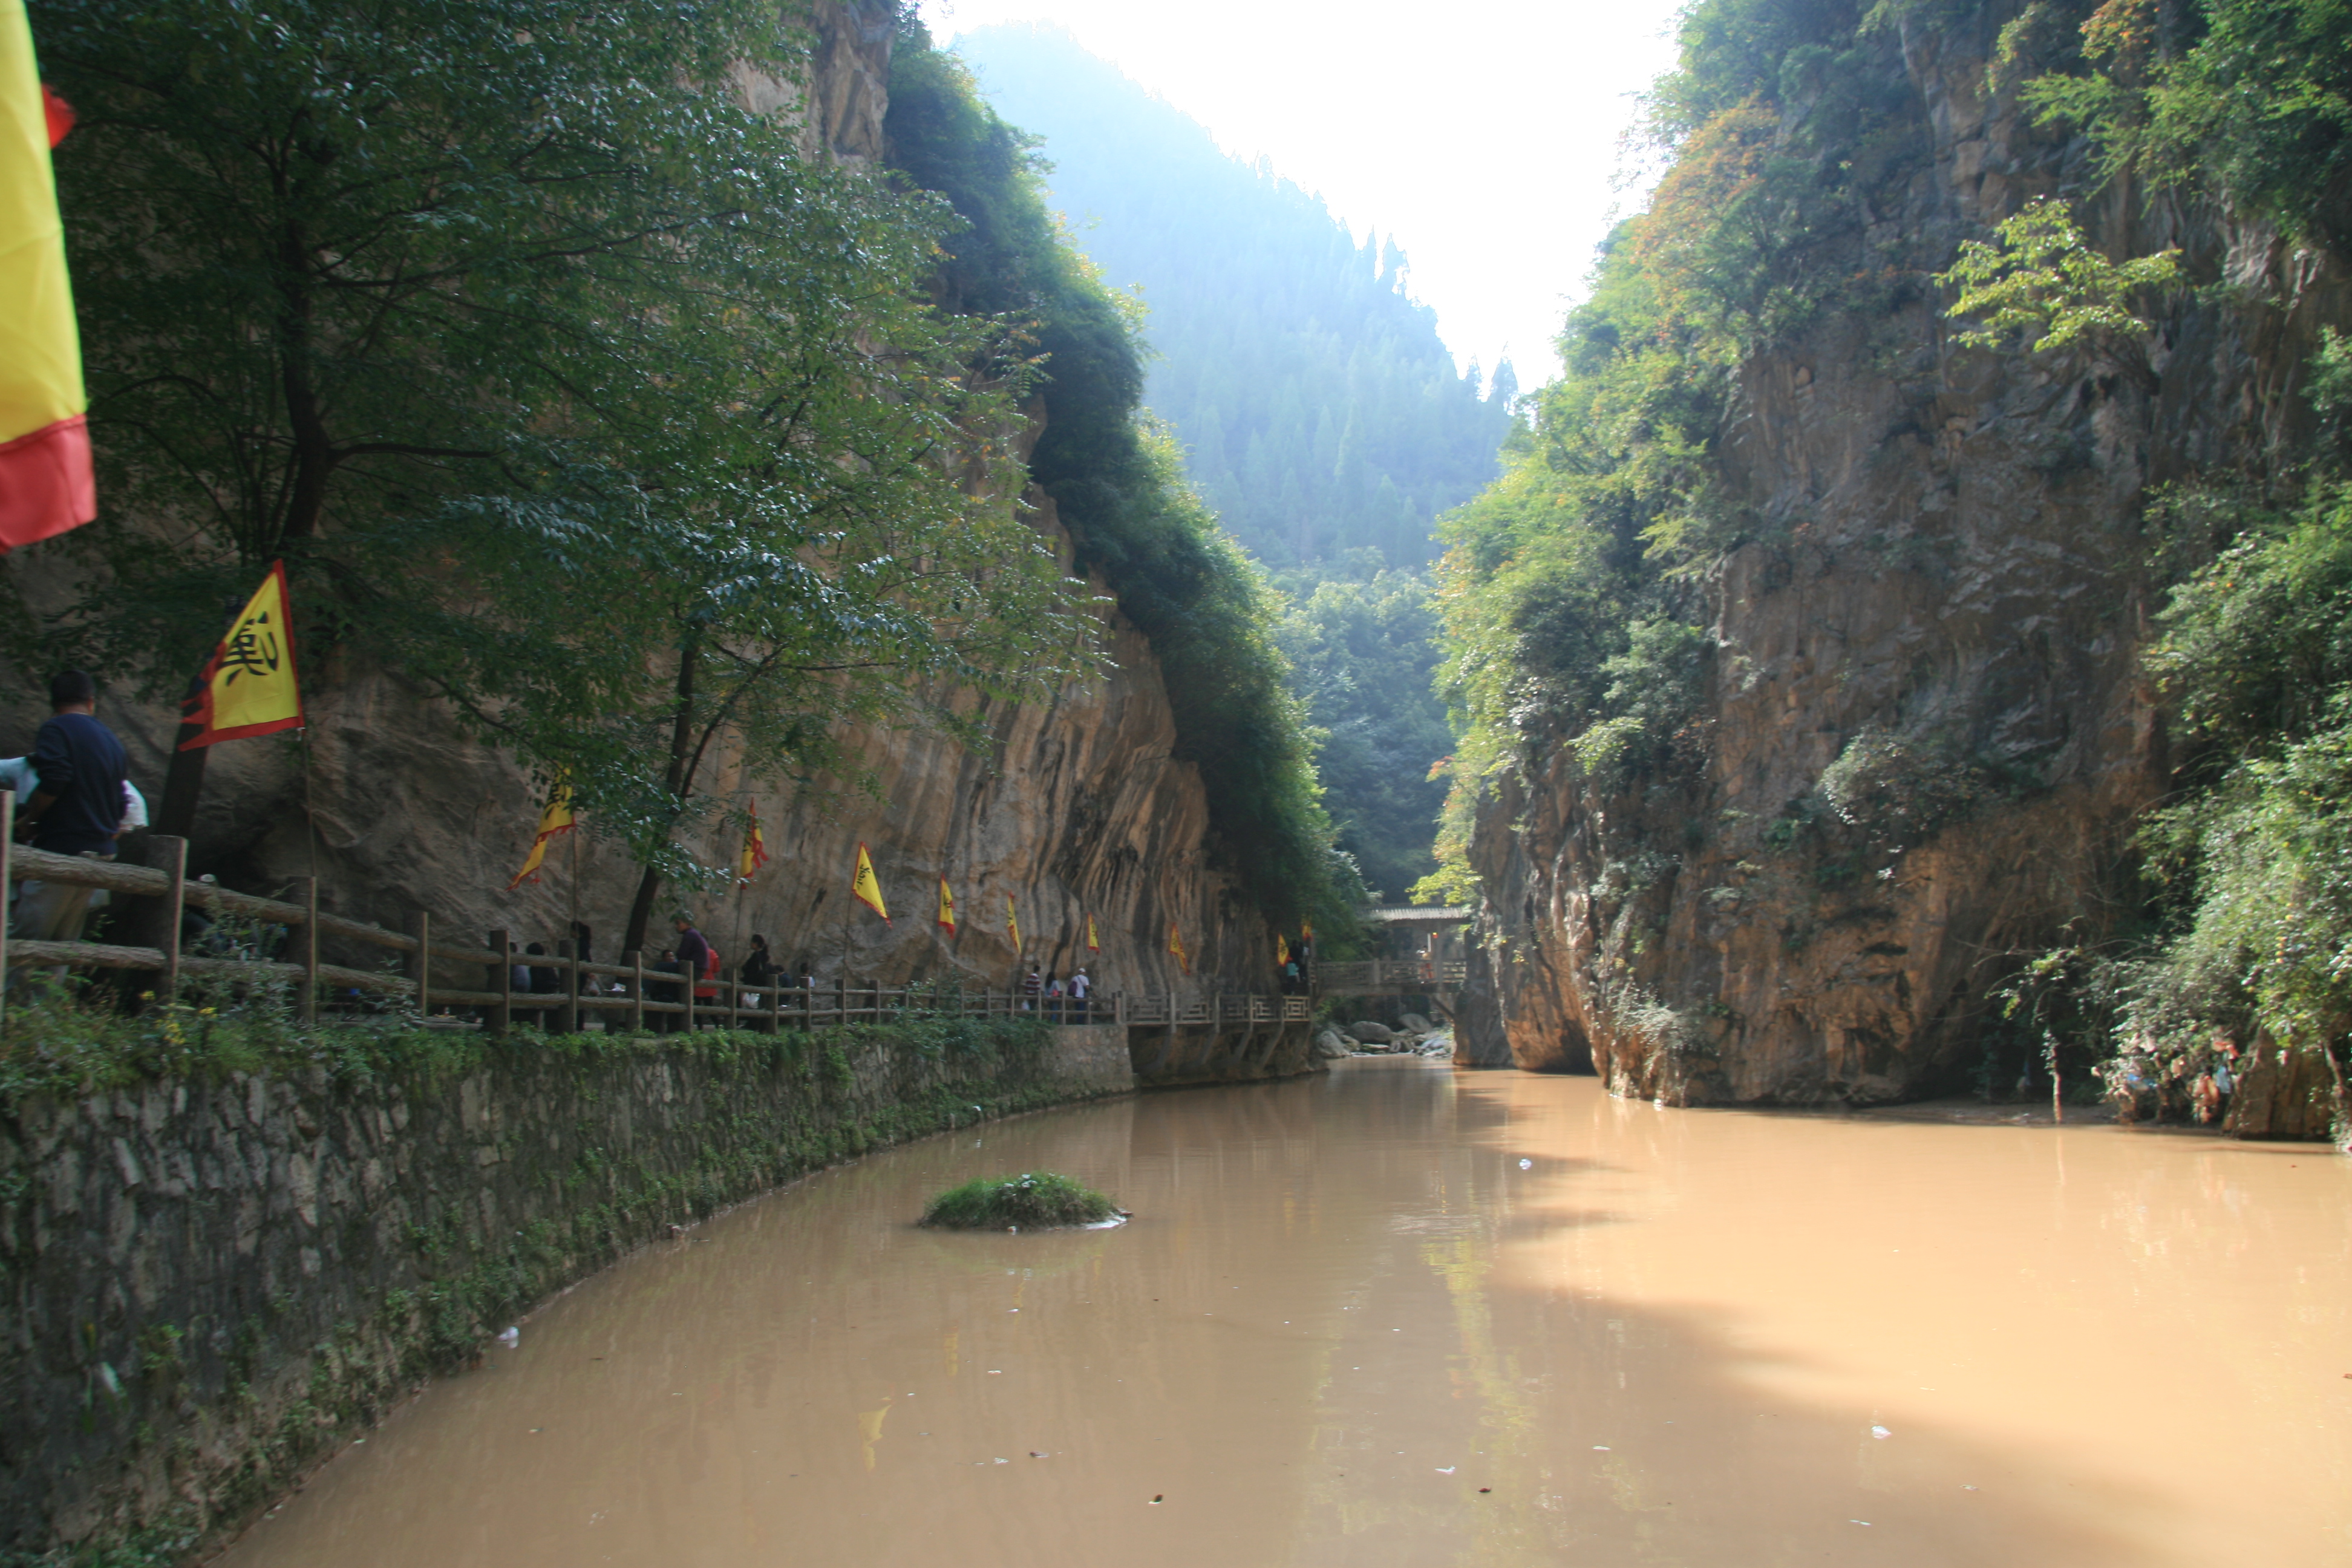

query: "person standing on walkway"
xmin=1022 ymin=964 xmax=1042 ymax=1011
xmin=1069 ymin=966 xmax=1090 ymax=1022
xmin=11 ymin=670 xmax=129 ymax=953
xmin=739 ymin=933 xmax=775 ymax=1004
xmin=671 ymin=913 xmax=713 ymax=1026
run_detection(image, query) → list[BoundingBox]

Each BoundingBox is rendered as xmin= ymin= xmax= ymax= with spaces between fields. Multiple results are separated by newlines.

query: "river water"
xmin=219 ymin=1059 xmax=2351 ymax=1567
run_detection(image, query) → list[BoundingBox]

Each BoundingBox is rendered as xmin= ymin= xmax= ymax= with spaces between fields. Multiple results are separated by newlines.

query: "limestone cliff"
xmin=1469 ymin=7 xmax=2348 ymax=1102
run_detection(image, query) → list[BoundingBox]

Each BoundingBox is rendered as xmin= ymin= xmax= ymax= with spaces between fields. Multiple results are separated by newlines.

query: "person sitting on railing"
xmin=8 ymin=670 xmax=129 ymax=969
xmin=518 ymin=941 xmax=562 ymax=1029
xmin=647 ymin=948 xmax=683 ymax=1033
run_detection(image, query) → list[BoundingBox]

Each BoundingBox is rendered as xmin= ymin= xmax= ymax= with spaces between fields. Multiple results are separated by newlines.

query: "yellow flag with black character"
xmin=180 ymin=561 xmax=302 ymax=748
xmin=852 ymin=842 xmax=890 ymax=924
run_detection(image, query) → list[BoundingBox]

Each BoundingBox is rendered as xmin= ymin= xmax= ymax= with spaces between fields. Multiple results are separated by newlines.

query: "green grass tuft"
xmin=921 ymin=1171 xmax=1119 ymax=1230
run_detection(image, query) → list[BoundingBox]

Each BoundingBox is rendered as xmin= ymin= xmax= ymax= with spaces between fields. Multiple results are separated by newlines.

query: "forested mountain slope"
xmin=953 ymin=24 xmax=1513 ymax=570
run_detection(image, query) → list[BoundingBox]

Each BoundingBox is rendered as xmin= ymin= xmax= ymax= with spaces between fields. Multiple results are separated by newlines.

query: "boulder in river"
xmin=1401 ymin=1013 xmax=1434 ymax=1034
xmin=1313 ymin=1029 xmax=1350 ymax=1059
xmin=1350 ymin=1021 xmax=1396 ymax=1044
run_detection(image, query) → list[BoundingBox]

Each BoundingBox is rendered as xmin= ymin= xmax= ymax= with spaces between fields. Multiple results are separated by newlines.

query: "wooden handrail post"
xmin=486 ymin=927 xmax=511 ymax=1036
xmin=410 ymin=910 xmax=431 ymax=1019
xmin=627 ymin=950 xmax=644 ymax=1033
xmin=296 ymin=877 xmax=319 ymax=1025
xmin=0 ymin=790 xmax=12 ymax=1025
xmin=681 ymin=953 xmax=694 ymax=1035
xmin=835 ymin=973 xmax=846 ymax=1028
xmin=151 ymin=835 xmax=186 ymax=1007
xmin=556 ymin=937 xmax=580 ymax=1035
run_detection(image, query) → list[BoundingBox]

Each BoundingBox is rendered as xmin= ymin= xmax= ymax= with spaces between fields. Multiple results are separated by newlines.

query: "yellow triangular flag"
xmin=508 ymin=785 xmax=575 ymax=889
xmin=1169 ymin=921 xmax=1188 ymax=976
xmin=1276 ymin=933 xmax=1290 ymax=965
xmin=1005 ymin=894 xmax=1021 ymax=953
xmin=1085 ymin=912 xmax=1100 ymax=953
xmin=938 ymin=877 xmax=957 ymax=935
xmin=180 ymin=561 xmax=303 ymax=748
xmin=851 ymin=841 xmax=889 ymax=924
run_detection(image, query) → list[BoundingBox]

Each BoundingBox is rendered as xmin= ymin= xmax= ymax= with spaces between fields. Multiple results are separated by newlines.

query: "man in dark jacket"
xmin=12 ymin=670 xmax=130 ymax=951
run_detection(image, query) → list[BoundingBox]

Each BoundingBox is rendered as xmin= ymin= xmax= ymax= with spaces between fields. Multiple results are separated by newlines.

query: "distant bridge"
xmin=1315 ymin=906 xmax=1474 ymax=1002
xmin=1315 ymin=958 xmax=1467 ymax=996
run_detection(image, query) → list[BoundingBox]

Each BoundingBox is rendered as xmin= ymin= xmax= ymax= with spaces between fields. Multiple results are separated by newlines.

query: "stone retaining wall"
xmin=1129 ymin=1019 xmax=1316 ymax=1086
xmin=0 ymin=1024 xmax=1131 ymax=1560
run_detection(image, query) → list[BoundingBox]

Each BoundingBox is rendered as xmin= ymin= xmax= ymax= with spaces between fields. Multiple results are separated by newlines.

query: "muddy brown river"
xmin=218 ymin=1059 xmax=2351 ymax=1566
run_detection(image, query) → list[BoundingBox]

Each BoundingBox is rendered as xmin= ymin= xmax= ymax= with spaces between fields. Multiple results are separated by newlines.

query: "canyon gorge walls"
xmin=1466 ymin=4 xmax=2348 ymax=1105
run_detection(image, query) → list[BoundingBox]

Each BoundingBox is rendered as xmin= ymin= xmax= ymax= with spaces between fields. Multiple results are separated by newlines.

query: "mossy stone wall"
xmin=0 ymin=1024 xmax=1128 ymax=1562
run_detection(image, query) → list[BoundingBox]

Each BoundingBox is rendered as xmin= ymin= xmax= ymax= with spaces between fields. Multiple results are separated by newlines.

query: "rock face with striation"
xmin=1471 ymin=11 xmax=2348 ymax=1105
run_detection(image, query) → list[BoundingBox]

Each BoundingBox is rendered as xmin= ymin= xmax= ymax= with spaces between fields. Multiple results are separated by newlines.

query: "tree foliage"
xmin=2017 ymin=0 xmax=2352 ymax=252
xmin=2125 ymin=482 xmax=2352 ymax=1109
xmin=1269 ymin=555 xmax=1454 ymax=902
xmin=1936 ymin=195 xmax=2180 ymax=368
xmin=886 ymin=22 xmax=1355 ymax=934
xmin=24 ymin=0 xmax=1085 ymax=938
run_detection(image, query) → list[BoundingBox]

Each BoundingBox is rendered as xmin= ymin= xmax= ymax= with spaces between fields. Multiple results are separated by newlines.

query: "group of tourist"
xmin=4 ymin=667 xmax=1152 ymax=1027
xmin=1021 ymin=964 xmax=1093 ymax=1021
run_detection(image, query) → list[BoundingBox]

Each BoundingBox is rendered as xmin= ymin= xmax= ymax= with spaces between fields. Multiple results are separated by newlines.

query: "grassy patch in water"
xmin=921 ymin=1171 xmax=1119 ymax=1230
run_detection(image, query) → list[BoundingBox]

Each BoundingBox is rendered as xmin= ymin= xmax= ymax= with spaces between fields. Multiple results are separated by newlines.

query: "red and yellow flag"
xmin=179 ymin=561 xmax=303 ymax=749
xmin=0 ymin=2 xmax=94 ymax=552
xmin=1168 ymin=922 xmax=1189 ymax=976
xmin=736 ymin=805 xmax=769 ymax=886
xmin=936 ymin=878 xmax=956 ymax=936
xmin=1085 ymin=912 xmax=1100 ymax=953
xmin=508 ymin=785 xmax=575 ymax=889
xmin=851 ymin=841 xmax=889 ymax=923
xmin=1276 ymin=933 xmax=1290 ymax=965
xmin=1004 ymin=894 xmax=1020 ymax=953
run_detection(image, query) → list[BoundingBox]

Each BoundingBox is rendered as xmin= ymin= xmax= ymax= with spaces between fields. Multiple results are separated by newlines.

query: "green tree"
xmin=2019 ymin=0 xmax=2352 ymax=252
xmin=26 ymin=0 xmax=1086 ymax=950
xmin=1270 ymin=555 xmax=1454 ymax=901
xmin=1936 ymin=195 xmax=2180 ymax=378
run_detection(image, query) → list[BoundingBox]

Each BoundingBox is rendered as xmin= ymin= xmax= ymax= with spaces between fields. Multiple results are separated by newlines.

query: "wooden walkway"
xmin=0 ymin=801 xmax=1309 ymax=1033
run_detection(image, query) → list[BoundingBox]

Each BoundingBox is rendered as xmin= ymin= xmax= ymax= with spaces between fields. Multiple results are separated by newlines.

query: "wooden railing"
xmin=0 ymin=802 xmax=1313 ymax=1034
xmin=1314 ymin=958 xmax=1468 ymax=994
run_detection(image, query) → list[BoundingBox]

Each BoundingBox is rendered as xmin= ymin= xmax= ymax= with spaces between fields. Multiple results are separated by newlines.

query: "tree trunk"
xmin=621 ymin=632 xmax=700 ymax=956
xmin=152 ymin=678 xmax=211 ymax=840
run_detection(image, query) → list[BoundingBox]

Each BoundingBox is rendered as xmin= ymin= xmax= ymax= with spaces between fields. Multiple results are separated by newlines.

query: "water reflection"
xmin=219 ymin=1062 xmax=2351 ymax=1567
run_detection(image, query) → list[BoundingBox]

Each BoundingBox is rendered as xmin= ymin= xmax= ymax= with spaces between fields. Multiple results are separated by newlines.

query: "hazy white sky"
xmin=917 ymin=0 xmax=1689 ymax=386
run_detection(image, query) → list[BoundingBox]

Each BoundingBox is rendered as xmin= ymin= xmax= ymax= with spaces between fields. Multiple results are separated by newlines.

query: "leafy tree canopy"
xmin=24 ymin=0 xmax=1086 ymax=947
